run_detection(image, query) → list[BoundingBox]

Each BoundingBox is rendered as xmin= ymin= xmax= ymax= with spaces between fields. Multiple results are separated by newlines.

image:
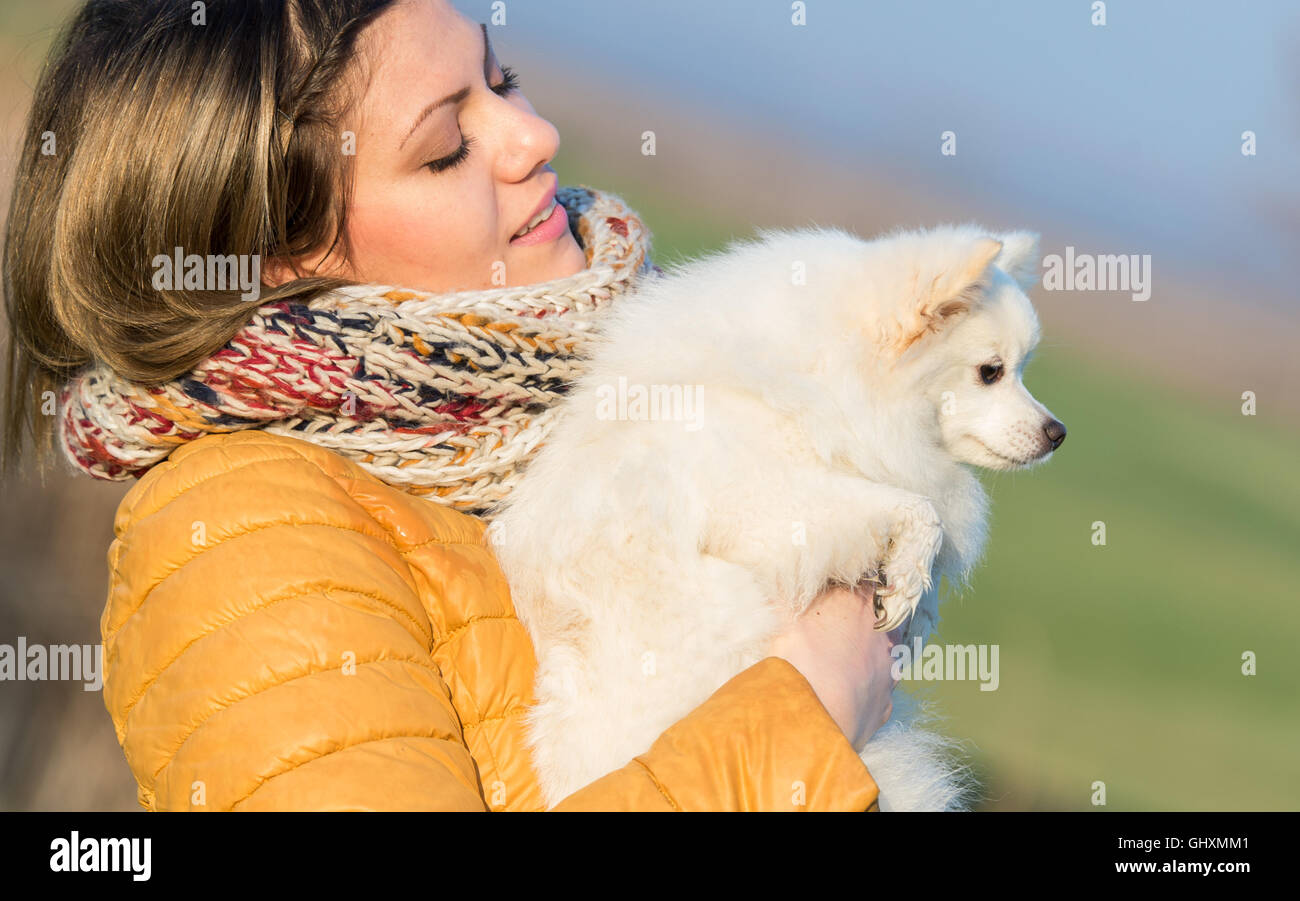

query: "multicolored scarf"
xmin=59 ymin=185 xmax=657 ymax=516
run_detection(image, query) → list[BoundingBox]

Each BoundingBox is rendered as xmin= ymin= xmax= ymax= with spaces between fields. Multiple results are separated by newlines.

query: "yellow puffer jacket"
xmin=100 ymin=429 xmax=881 ymax=811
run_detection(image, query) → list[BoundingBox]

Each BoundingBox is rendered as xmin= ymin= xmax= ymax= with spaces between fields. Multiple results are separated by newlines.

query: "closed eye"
xmin=494 ymin=64 xmax=521 ymax=97
xmin=423 ymin=65 xmax=522 ymax=174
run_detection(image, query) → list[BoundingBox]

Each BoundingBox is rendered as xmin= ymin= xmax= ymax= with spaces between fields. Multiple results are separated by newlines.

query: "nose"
xmin=1043 ymin=419 xmax=1067 ymax=450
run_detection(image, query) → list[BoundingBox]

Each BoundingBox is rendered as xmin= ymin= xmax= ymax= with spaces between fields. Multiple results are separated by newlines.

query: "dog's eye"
xmin=979 ymin=363 xmax=1004 ymax=385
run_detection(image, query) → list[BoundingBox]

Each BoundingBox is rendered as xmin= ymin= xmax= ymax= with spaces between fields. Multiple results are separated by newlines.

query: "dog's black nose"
xmin=1043 ymin=419 xmax=1067 ymax=450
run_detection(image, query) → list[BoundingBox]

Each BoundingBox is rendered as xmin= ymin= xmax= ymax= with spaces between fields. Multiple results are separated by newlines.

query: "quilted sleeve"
xmin=551 ymin=657 xmax=881 ymax=811
xmin=101 ymin=435 xmax=487 ymax=811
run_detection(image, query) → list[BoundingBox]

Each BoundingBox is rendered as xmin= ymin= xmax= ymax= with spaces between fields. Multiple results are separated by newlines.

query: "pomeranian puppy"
xmin=490 ymin=224 xmax=1066 ymax=810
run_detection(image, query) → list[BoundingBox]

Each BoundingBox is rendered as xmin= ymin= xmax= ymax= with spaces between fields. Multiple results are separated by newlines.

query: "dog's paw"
xmin=874 ymin=500 xmax=944 ymax=633
xmin=900 ymin=586 xmax=939 ymax=646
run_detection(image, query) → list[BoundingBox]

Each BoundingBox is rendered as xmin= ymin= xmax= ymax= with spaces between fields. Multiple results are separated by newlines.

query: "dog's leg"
xmin=866 ymin=488 xmax=944 ymax=634
xmin=791 ymin=476 xmax=944 ymax=635
xmin=704 ymin=472 xmax=943 ymax=635
xmin=782 ymin=476 xmax=944 ymax=631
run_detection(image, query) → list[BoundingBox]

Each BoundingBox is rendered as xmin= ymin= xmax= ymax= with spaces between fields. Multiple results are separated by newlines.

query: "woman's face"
xmin=296 ymin=0 xmax=587 ymax=291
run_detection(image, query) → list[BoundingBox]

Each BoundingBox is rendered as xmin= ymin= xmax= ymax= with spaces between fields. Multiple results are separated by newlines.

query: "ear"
xmin=260 ymin=257 xmax=301 ymax=289
xmin=992 ymin=230 xmax=1040 ymax=291
xmin=261 ymin=243 xmax=352 ymax=288
xmin=917 ymin=235 xmax=1002 ymax=324
xmin=890 ymin=236 xmax=1001 ymax=356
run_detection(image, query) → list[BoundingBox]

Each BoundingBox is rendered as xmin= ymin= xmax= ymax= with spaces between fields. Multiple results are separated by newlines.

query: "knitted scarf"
xmin=59 ymin=185 xmax=656 ymax=517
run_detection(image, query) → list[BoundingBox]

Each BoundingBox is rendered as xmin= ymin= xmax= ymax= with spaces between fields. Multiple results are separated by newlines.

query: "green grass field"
xmin=557 ymin=158 xmax=1300 ymax=810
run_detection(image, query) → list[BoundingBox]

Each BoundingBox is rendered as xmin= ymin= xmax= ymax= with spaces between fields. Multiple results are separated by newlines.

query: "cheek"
xmin=345 ymin=173 xmax=497 ymax=288
xmin=939 ymin=382 xmax=1010 ymax=436
xmin=936 ymin=383 xmax=977 ymax=432
xmin=349 ymin=204 xmax=431 ymax=262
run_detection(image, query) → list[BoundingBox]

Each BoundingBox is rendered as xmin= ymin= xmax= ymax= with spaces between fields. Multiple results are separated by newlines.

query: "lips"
xmin=512 ymin=180 xmax=558 ymax=240
xmin=513 ymin=197 xmax=558 ymax=239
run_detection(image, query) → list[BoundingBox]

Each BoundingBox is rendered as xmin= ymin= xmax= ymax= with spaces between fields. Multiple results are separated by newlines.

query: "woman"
xmin=2 ymin=0 xmax=898 ymax=811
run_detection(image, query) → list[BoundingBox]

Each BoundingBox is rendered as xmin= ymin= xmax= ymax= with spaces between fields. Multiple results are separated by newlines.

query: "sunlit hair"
xmin=2 ymin=0 xmax=398 ymax=473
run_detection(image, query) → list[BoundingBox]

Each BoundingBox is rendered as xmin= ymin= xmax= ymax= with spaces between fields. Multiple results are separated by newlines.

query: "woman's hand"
xmin=767 ymin=579 xmax=903 ymax=751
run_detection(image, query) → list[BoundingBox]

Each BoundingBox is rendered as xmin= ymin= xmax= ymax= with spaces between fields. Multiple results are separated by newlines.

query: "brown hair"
xmin=1 ymin=0 xmax=398 ymax=475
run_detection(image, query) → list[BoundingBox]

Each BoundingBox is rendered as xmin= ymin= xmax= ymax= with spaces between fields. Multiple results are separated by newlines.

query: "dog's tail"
xmin=858 ymin=689 xmax=980 ymax=812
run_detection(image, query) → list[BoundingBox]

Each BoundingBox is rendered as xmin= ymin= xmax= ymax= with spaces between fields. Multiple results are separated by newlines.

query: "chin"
xmin=540 ymin=236 xmax=588 ymax=282
xmin=560 ymin=233 xmax=590 ymax=274
xmin=505 ymin=234 xmax=587 ymax=285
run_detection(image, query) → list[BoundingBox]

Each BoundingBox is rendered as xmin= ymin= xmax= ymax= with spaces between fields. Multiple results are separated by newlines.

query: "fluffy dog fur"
xmin=491 ymin=224 xmax=1064 ymax=810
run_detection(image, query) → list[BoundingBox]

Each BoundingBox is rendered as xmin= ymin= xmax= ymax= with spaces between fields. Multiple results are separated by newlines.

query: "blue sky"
xmin=459 ymin=0 xmax=1298 ymax=309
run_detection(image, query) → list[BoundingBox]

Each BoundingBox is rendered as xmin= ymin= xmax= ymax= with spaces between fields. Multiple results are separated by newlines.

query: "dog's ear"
xmin=887 ymin=236 xmax=1001 ymax=357
xmin=916 ymin=235 xmax=1002 ymax=323
xmin=992 ymin=231 xmax=1040 ymax=291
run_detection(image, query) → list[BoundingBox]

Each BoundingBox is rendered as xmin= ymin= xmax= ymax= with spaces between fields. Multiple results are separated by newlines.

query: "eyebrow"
xmin=398 ymin=22 xmax=492 ymax=152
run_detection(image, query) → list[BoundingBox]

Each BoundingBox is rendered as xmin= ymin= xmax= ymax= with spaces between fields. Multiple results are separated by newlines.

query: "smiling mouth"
xmin=513 ymin=197 xmax=558 ymax=238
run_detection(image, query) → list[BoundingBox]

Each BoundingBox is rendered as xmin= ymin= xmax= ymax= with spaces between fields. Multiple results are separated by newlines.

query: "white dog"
xmin=490 ymin=224 xmax=1066 ymax=810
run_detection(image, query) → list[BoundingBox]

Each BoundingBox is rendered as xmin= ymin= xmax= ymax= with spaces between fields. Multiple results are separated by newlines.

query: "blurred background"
xmin=1 ymin=0 xmax=1296 ymax=810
